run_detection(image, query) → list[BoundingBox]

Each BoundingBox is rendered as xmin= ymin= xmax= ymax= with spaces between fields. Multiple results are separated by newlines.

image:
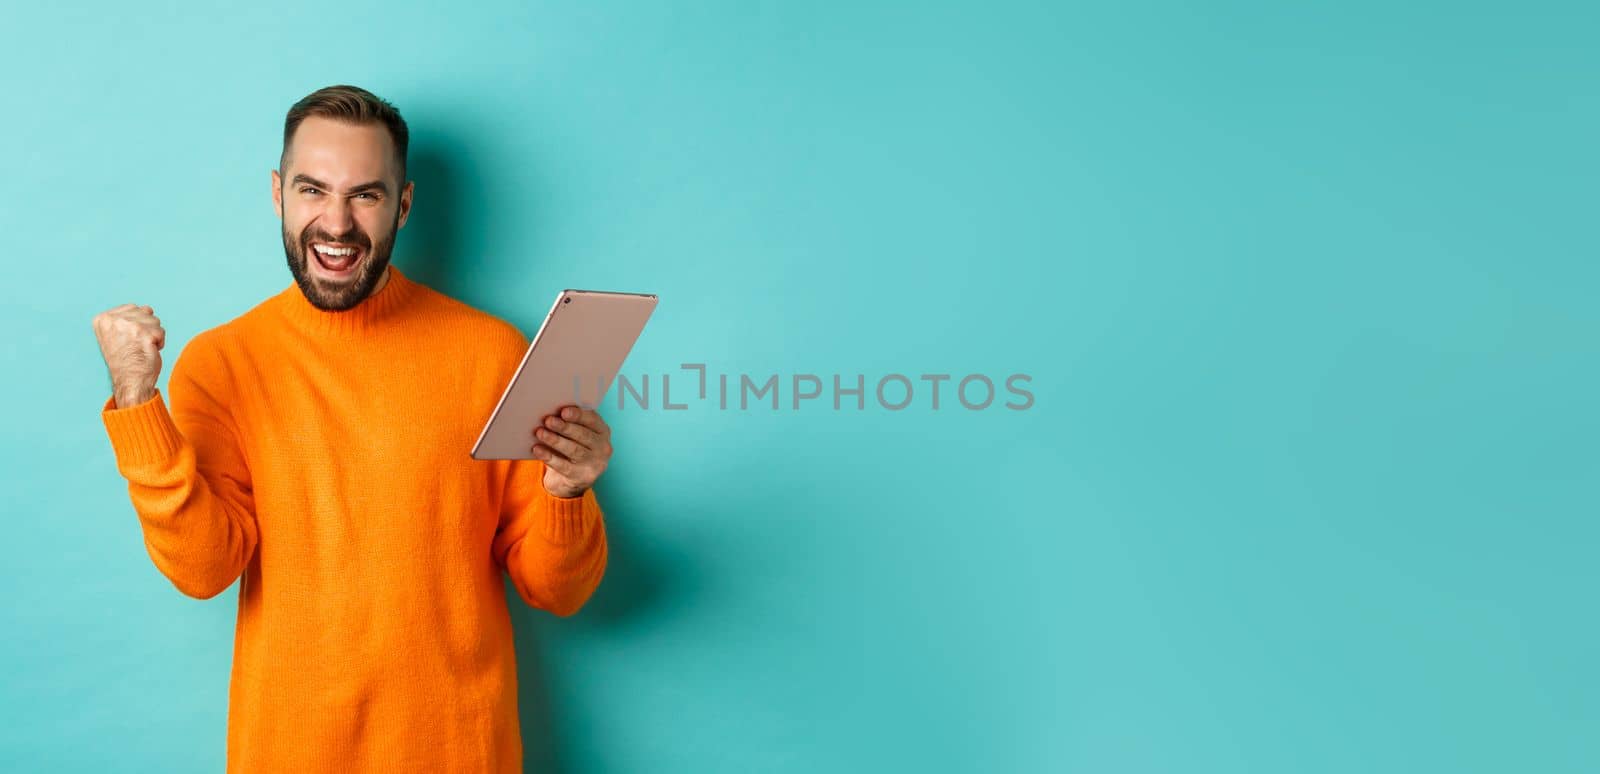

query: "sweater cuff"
xmin=101 ymin=389 xmax=185 ymax=468
xmin=540 ymin=485 xmax=602 ymax=544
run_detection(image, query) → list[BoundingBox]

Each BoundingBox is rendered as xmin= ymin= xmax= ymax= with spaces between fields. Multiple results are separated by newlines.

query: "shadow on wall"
xmin=504 ymin=436 xmax=774 ymax=771
xmin=392 ymin=137 xmax=467 ymax=299
xmin=508 ymin=476 xmax=688 ymax=773
xmin=394 ymin=127 xmax=686 ymax=773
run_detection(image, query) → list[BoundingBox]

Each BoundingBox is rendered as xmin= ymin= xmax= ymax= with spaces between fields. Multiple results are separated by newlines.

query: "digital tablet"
xmin=471 ymin=289 xmax=658 ymax=460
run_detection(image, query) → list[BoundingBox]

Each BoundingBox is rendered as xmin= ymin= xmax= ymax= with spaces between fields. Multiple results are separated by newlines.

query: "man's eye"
xmin=357 ymin=193 xmax=377 ymax=200
xmin=300 ymin=187 xmax=319 ymax=195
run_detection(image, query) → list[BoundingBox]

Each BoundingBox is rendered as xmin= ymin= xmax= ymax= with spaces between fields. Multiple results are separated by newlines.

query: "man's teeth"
xmin=314 ymin=244 xmax=357 ymax=256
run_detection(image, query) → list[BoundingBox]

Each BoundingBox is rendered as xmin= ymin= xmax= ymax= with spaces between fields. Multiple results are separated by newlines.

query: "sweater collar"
xmin=275 ymin=264 xmax=421 ymax=335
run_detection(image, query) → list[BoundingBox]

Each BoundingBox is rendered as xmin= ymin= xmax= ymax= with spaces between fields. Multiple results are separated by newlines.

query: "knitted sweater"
xmin=99 ymin=265 xmax=607 ymax=773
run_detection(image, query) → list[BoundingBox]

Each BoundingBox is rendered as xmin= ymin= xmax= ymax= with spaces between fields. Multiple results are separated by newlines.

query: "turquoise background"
xmin=2 ymin=1 xmax=1595 ymax=772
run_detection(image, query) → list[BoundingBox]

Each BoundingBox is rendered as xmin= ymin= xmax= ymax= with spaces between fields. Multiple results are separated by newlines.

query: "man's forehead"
xmin=284 ymin=116 xmax=397 ymax=180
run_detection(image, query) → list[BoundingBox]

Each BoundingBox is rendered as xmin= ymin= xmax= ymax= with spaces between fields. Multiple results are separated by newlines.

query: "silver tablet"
xmin=471 ymin=289 xmax=658 ymax=460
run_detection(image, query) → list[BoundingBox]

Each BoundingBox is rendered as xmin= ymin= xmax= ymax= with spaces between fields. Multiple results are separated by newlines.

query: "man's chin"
xmin=298 ymin=255 xmax=386 ymax=311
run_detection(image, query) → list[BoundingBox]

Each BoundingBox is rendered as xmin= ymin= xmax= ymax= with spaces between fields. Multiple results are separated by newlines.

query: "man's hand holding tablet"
xmin=532 ymin=404 xmax=613 ymax=498
xmin=471 ymin=288 xmax=656 ymax=503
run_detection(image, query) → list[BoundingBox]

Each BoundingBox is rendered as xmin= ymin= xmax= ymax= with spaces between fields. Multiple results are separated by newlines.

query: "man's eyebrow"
xmin=290 ymin=174 xmax=390 ymax=195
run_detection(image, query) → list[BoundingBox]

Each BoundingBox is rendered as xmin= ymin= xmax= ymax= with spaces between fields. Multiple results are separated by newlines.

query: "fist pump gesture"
xmin=94 ymin=304 xmax=166 ymax=408
xmin=533 ymin=406 xmax=612 ymax=498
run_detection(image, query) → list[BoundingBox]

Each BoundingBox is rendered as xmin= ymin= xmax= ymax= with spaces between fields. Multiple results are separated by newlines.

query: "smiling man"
xmin=90 ymin=84 xmax=610 ymax=773
xmin=274 ymin=101 xmax=407 ymax=312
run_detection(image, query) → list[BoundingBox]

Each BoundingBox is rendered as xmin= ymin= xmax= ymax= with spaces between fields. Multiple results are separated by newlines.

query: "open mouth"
xmin=310 ymin=242 xmax=364 ymax=277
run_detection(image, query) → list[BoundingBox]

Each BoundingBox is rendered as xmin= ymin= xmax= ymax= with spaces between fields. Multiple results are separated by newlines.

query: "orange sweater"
xmin=99 ymin=265 xmax=607 ymax=773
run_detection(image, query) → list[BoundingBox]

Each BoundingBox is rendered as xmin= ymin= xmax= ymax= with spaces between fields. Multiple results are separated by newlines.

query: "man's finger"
xmin=559 ymin=405 xmax=609 ymax=436
xmin=531 ymin=442 xmax=568 ymax=463
xmin=540 ymin=415 xmax=602 ymax=448
xmin=535 ymin=427 xmax=588 ymax=461
xmin=539 ymin=451 xmax=580 ymax=478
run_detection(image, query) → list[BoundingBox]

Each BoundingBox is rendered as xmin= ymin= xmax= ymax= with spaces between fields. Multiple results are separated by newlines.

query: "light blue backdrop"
xmin=2 ymin=1 xmax=1594 ymax=772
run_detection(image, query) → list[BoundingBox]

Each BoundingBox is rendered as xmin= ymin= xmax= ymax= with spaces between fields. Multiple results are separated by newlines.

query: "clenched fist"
xmin=93 ymin=304 xmax=167 ymax=408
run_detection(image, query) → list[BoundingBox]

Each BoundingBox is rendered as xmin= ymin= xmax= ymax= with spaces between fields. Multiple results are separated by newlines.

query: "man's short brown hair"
xmin=281 ymin=84 xmax=409 ymax=184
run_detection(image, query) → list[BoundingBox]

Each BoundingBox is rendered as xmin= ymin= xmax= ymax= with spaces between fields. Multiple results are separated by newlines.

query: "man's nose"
xmin=320 ymin=197 xmax=354 ymax=234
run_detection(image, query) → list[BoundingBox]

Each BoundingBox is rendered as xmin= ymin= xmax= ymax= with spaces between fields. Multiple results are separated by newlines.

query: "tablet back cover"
xmin=472 ymin=290 xmax=657 ymax=459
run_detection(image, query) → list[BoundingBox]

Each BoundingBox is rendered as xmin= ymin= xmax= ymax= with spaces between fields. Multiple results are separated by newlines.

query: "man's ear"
xmin=271 ymin=169 xmax=283 ymax=219
xmin=397 ymin=180 xmax=414 ymax=229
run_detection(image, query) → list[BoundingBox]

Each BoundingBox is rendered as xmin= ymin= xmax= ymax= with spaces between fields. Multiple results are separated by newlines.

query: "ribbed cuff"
xmin=101 ymin=389 xmax=185 ymax=468
xmin=541 ymin=486 xmax=602 ymax=544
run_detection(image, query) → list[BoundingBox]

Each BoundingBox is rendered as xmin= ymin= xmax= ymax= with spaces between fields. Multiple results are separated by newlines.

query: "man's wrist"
xmin=545 ymin=484 xmax=588 ymax=500
xmin=113 ymin=386 xmax=155 ymax=409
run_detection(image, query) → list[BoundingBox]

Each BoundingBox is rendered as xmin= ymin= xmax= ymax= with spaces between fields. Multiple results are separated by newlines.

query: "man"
xmin=90 ymin=84 xmax=610 ymax=773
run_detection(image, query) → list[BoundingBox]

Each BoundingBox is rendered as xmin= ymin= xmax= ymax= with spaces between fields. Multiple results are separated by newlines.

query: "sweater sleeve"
xmin=100 ymin=341 xmax=259 ymax=600
xmin=490 ymin=459 xmax=608 ymax=617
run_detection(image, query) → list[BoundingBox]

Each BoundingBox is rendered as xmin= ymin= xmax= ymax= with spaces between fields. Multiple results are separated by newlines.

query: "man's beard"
xmin=282 ymin=211 xmax=399 ymax=312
